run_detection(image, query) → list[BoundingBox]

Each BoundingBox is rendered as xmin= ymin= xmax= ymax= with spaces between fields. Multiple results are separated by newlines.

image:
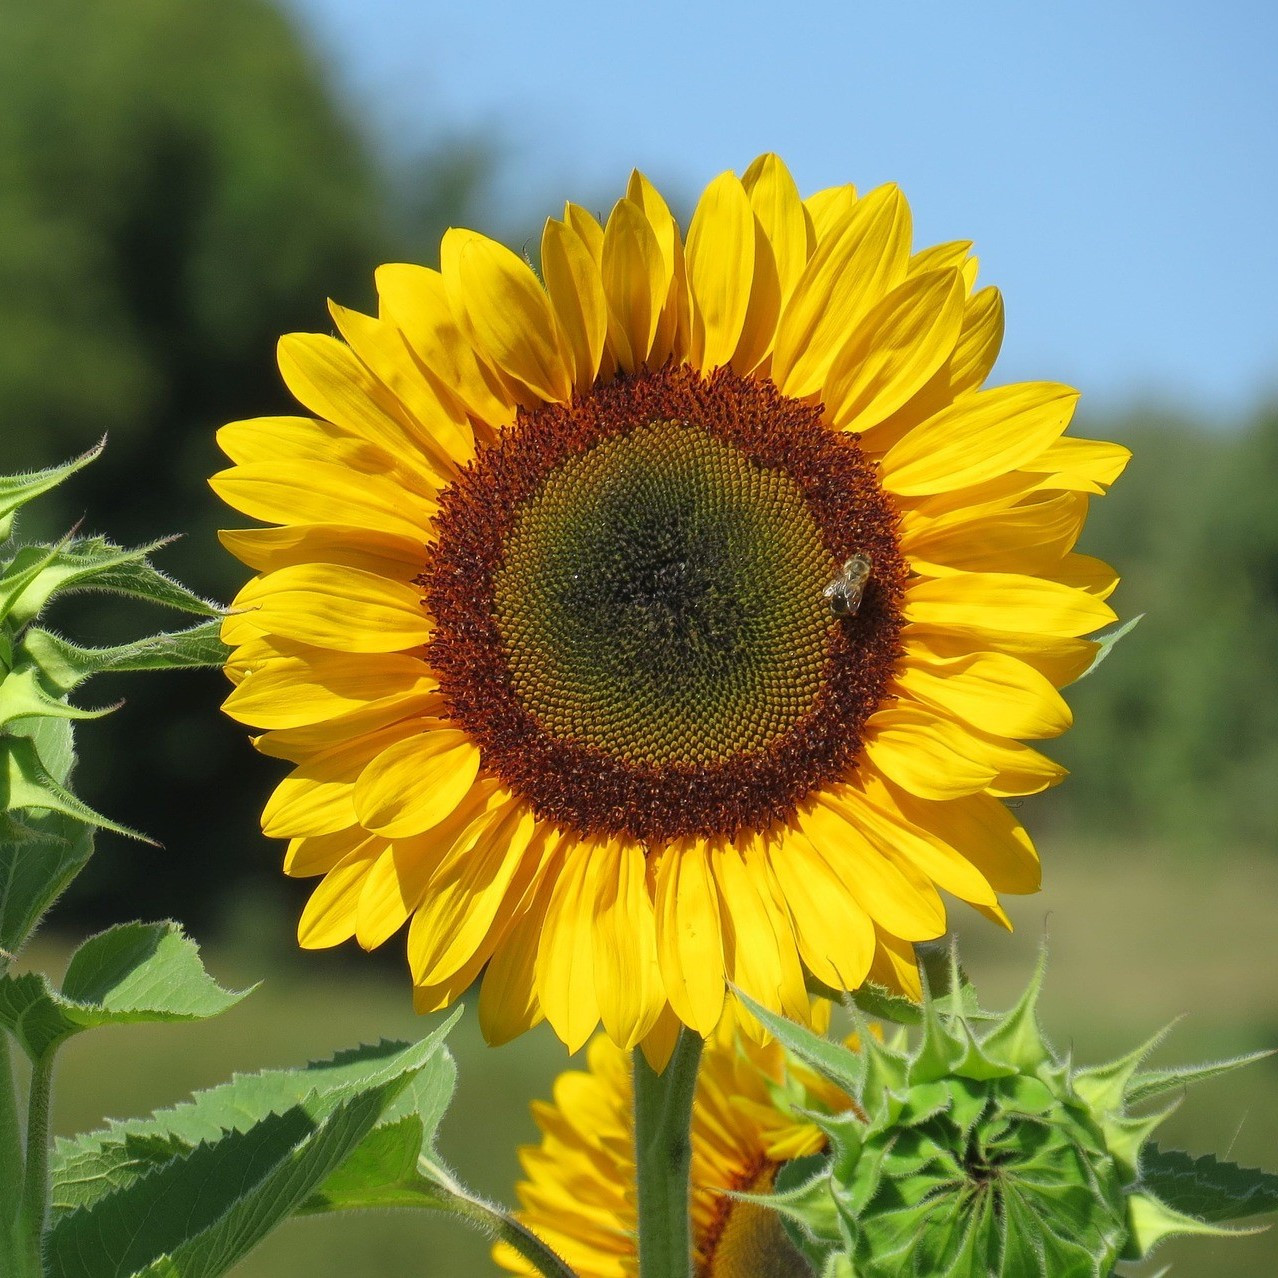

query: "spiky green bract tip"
xmin=738 ymin=959 xmax=1272 ymax=1278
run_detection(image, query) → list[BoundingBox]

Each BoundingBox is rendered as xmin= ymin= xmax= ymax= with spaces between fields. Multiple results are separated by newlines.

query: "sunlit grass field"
xmin=33 ymin=841 xmax=1278 ymax=1277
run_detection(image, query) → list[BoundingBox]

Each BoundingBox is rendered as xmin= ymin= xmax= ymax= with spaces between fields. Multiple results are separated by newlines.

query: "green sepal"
xmin=0 ymin=921 xmax=247 ymax=1062
xmin=4 ymin=536 xmax=220 ymax=628
xmin=735 ymin=988 xmax=864 ymax=1095
xmin=0 ymin=664 xmax=118 ymax=728
xmin=1072 ymin=1023 xmax=1173 ymax=1115
xmin=17 ymin=619 xmax=228 ymax=694
xmin=0 ymin=441 xmax=104 ymax=543
xmin=1123 ymin=1189 xmax=1256 ymax=1259
xmin=1127 ymin=1049 xmax=1275 ymax=1104
xmin=979 ymin=945 xmax=1051 ymax=1072
xmin=1075 ymin=613 xmax=1143 ymax=681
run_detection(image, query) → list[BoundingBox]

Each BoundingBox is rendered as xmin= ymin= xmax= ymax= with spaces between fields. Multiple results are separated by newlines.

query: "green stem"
xmin=417 ymin=1157 xmax=578 ymax=1278
xmin=19 ymin=1052 xmax=53 ymax=1270
xmin=633 ymin=1029 xmax=704 ymax=1278
xmin=0 ymin=1033 xmax=30 ymax=1275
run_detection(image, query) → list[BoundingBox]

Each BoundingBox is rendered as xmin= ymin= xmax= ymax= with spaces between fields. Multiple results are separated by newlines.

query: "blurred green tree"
xmin=1054 ymin=403 xmax=1278 ymax=852
xmin=0 ymin=0 xmax=496 ymax=932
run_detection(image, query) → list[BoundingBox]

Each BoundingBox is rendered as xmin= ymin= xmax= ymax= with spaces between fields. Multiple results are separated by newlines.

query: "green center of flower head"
xmin=426 ymin=365 xmax=906 ymax=844
xmin=493 ymin=420 xmax=832 ymax=767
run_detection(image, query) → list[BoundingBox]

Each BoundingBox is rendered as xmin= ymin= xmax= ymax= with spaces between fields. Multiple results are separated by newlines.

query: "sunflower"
xmin=213 ymin=154 xmax=1127 ymax=1060
xmin=494 ymin=1022 xmax=849 ymax=1277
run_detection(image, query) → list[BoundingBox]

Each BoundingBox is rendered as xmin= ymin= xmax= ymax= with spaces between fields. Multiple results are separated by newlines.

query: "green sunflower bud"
xmin=1 ymin=445 xmax=227 ymax=953
xmin=741 ymin=956 xmax=1277 ymax=1277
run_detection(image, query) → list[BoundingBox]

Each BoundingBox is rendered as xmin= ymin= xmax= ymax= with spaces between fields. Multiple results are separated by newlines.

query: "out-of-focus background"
xmin=2 ymin=0 xmax=1275 ymax=1273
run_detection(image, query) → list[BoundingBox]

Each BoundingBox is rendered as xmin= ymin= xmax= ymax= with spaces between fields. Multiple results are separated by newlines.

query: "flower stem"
xmin=417 ymin=1156 xmax=579 ymax=1278
xmin=633 ymin=1029 xmax=704 ymax=1278
xmin=19 ymin=1052 xmax=53 ymax=1271
xmin=0 ymin=1033 xmax=32 ymax=1276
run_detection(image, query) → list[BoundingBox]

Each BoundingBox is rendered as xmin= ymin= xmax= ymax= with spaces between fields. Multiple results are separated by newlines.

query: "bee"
xmin=823 ymin=554 xmax=872 ymax=618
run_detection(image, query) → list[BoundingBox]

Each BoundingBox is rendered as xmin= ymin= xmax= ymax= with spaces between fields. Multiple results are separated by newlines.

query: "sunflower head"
xmin=213 ymin=153 xmax=1128 ymax=1054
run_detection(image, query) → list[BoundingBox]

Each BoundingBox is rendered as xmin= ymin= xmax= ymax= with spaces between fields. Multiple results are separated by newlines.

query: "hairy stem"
xmin=0 ymin=1033 xmax=33 ymax=1276
xmin=418 ymin=1156 xmax=578 ymax=1278
xmin=633 ymin=1029 xmax=704 ymax=1278
xmin=19 ymin=1052 xmax=53 ymax=1270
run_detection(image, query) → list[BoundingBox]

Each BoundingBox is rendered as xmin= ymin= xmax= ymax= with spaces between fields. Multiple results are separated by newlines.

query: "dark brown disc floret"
xmin=424 ymin=364 xmax=905 ymax=845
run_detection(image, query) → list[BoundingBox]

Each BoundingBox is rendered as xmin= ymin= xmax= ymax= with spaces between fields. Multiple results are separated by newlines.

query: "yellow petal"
xmin=228 ymin=563 xmax=433 ymax=653
xmin=224 ymin=646 xmax=434 ymax=731
xmin=277 ymin=333 xmax=434 ymax=469
xmin=254 ymin=691 xmax=440 ymax=762
xmin=903 ymin=571 xmax=1117 ymax=637
xmin=770 ymin=826 xmax=875 ymax=990
xmin=830 ymin=782 xmax=999 ymax=909
xmin=867 ymin=927 xmax=922 ymax=1000
xmin=804 ymin=184 xmax=857 ymax=240
xmin=893 ymin=650 xmax=1073 ymax=739
xmin=1021 ymin=436 xmax=1131 ymax=489
xmin=882 ymin=786 xmax=1040 ymax=895
xmin=909 ymin=240 xmax=975 ymax=281
xmin=624 ymin=170 xmax=684 ymax=366
xmin=285 ymin=828 xmax=383 ymax=878
xmin=354 ymin=845 xmax=417 ymax=949
xmin=602 ymin=197 xmax=669 ymax=372
xmin=480 ymin=874 xmax=554 ymax=1046
xmin=1048 ymin=552 xmax=1121 ymax=599
xmin=881 ymin=382 xmax=1079 ymax=497
xmin=709 ymin=840 xmax=807 ymax=1026
xmin=441 ymin=228 xmax=572 ymax=403
xmin=209 ymin=461 xmax=434 ymax=542
xmin=862 ymin=703 xmax=999 ymax=799
xmin=218 ymin=524 xmax=425 ymax=579
xmin=328 ymin=301 xmax=475 ymax=471
xmin=653 ymin=841 xmax=726 ymax=1036
xmin=542 ymin=217 xmax=609 ymax=391
xmin=536 ymin=837 xmax=603 ymax=1052
xmin=741 ymin=152 xmax=814 ymax=305
xmin=904 ymin=622 xmax=1098 ymax=689
xmin=296 ymin=842 xmax=384 ymax=948
xmin=374 ymin=262 xmax=516 ymax=428
xmin=948 ymin=286 xmax=1004 ymax=395
xmin=262 ymin=723 xmax=420 ymax=838
xmin=900 ymin=491 xmax=1088 ymax=574
xmin=824 ymin=269 xmax=966 ymax=432
xmin=686 ymin=172 xmax=756 ymax=372
xmin=590 ymin=837 xmax=665 ymax=1049
xmin=773 ymin=183 xmax=912 ymax=399
xmin=353 ymin=729 xmax=482 ymax=837
xmin=408 ymin=803 xmax=543 ymax=985
xmin=797 ymin=796 xmax=947 ymax=939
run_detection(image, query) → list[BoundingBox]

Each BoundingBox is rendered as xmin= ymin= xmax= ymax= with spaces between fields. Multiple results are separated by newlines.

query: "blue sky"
xmin=287 ymin=0 xmax=1276 ymax=420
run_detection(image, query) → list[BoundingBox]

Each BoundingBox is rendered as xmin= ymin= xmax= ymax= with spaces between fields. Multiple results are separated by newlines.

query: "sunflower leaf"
xmin=47 ymin=1019 xmax=460 ymax=1278
xmin=0 ymin=922 xmax=247 ymax=1062
xmin=0 ymin=808 xmax=94 ymax=962
xmin=1139 ymin=1145 xmax=1278 ymax=1225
